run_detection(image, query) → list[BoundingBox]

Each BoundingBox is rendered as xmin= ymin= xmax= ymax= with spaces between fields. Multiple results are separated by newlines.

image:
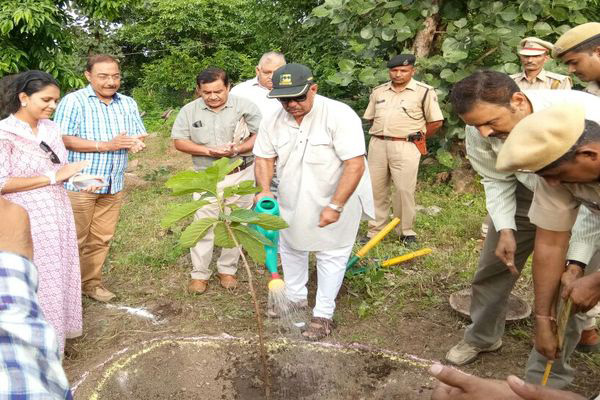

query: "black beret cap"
xmin=387 ymin=54 xmax=416 ymax=68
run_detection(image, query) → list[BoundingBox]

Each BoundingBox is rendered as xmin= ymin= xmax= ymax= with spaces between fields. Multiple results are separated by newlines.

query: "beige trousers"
xmin=190 ymin=166 xmax=254 ymax=280
xmin=67 ymin=191 xmax=124 ymax=292
xmin=367 ymin=137 xmax=421 ymax=237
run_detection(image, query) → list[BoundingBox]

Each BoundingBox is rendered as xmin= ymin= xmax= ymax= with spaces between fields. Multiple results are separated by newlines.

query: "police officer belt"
xmin=371 ymin=135 xmax=409 ymax=142
xmin=229 ymin=156 xmax=254 ymax=175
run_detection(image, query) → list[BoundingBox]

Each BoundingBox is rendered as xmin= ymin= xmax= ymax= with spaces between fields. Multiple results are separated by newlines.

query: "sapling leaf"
xmin=161 ymin=200 xmax=211 ymax=228
xmin=236 ymin=224 xmax=274 ymax=247
xmin=205 ymin=157 xmax=242 ymax=182
xmin=223 ymin=180 xmax=261 ymax=198
xmin=179 ymin=217 xmax=218 ymax=248
xmin=214 ymin=221 xmax=236 ymax=248
xmin=232 ymin=227 xmax=266 ymax=264
xmin=254 ymin=213 xmax=289 ymax=230
xmin=165 ymin=170 xmax=218 ymax=196
xmin=222 ymin=208 xmax=262 ymax=223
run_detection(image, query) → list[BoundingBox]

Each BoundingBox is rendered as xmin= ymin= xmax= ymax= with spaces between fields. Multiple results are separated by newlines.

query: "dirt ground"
xmin=63 ymin=136 xmax=600 ymax=399
xmin=64 ymin=265 xmax=599 ymax=399
xmin=73 ymin=336 xmax=435 ymax=399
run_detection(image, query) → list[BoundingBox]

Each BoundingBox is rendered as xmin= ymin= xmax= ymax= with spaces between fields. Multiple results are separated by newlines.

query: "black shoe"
xmin=400 ymin=235 xmax=417 ymax=246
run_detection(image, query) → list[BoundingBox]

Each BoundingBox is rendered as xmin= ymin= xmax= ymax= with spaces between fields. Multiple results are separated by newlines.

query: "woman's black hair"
xmin=1 ymin=70 xmax=59 ymax=116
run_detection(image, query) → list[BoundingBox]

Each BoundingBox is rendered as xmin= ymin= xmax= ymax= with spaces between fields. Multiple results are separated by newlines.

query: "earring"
xmin=21 ymin=102 xmax=27 ymax=107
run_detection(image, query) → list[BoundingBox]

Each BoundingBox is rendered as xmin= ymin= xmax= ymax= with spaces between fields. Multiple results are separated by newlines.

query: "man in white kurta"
xmin=254 ymin=63 xmax=374 ymax=340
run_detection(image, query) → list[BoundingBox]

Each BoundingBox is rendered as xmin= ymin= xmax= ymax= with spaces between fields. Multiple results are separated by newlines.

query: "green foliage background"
xmin=1 ymin=0 xmax=599 ymax=148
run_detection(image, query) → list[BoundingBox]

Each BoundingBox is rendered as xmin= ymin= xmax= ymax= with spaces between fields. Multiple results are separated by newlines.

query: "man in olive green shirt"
xmin=171 ymin=67 xmax=261 ymax=294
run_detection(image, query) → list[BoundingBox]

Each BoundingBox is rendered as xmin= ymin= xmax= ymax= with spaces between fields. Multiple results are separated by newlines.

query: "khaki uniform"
xmin=464 ymin=91 xmax=600 ymax=388
xmin=510 ymin=69 xmax=571 ymax=90
xmin=171 ymin=95 xmax=262 ymax=280
xmin=364 ymin=79 xmax=443 ymax=236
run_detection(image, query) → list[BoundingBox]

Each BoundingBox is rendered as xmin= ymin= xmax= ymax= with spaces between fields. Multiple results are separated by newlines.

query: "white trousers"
xmin=279 ymin=235 xmax=352 ymax=319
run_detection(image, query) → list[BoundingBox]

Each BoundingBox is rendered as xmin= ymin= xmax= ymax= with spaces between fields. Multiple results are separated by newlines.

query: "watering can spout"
xmin=254 ymin=197 xmax=281 ymax=280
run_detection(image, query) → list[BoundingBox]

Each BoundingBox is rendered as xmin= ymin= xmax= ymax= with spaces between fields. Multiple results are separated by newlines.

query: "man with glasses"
xmin=54 ymin=54 xmax=147 ymax=302
xmin=364 ymin=54 xmax=444 ymax=246
xmin=254 ymin=63 xmax=374 ymax=340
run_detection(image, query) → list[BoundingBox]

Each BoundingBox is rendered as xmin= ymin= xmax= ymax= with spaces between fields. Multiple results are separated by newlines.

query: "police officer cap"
xmin=518 ymin=37 xmax=553 ymax=56
xmin=553 ymin=22 xmax=600 ymax=58
xmin=387 ymin=54 xmax=416 ymax=68
xmin=496 ymin=104 xmax=585 ymax=173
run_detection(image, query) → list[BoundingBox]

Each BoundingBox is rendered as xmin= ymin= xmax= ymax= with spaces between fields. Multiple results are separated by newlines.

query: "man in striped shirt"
xmin=54 ymin=54 xmax=147 ymax=302
xmin=445 ymin=70 xmax=600 ymax=388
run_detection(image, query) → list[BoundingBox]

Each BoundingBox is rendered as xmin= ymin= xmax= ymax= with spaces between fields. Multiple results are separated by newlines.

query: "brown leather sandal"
xmin=301 ymin=317 xmax=336 ymax=341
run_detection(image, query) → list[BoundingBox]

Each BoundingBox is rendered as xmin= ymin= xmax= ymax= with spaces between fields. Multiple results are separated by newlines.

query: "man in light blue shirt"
xmin=54 ymin=54 xmax=147 ymax=302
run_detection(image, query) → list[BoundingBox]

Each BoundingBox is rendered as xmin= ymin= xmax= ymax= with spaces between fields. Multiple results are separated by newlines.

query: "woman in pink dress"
xmin=0 ymin=71 xmax=89 ymax=353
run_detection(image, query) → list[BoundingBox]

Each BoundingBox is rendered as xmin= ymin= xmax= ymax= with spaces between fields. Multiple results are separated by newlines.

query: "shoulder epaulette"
xmin=373 ymin=82 xmax=390 ymax=90
xmin=545 ymin=71 xmax=568 ymax=81
xmin=414 ymin=80 xmax=434 ymax=90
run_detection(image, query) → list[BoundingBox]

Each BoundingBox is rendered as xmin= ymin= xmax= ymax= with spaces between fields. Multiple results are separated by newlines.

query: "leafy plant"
xmin=161 ymin=157 xmax=288 ymax=399
xmin=160 ymin=157 xmax=288 ymax=265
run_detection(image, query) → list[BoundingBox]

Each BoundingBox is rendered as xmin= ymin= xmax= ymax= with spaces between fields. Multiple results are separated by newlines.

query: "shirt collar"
xmin=85 ymin=84 xmax=121 ymax=102
xmin=386 ymin=79 xmax=418 ymax=92
xmin=250 ymin=77 xmax=260 ymax=87
xmin=517 ymin=69 xmax=546 ymax=82
xmin=199 ymin=96 xmax=234 ymax=112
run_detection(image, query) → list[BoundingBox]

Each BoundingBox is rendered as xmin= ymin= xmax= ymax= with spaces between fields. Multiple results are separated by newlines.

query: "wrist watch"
xmin=327 ymin=202 xmax=344 ymax=213
xmin=44 ymin=170 xmax=57 ymax=185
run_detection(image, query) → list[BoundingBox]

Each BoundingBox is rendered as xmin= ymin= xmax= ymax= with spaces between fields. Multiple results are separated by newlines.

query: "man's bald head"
xmin=256 ymin=52 xmax=286 ymax=90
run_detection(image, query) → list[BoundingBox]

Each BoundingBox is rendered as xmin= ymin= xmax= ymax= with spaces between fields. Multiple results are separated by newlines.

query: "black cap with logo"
xmin=387 ymin=54 xmax=416 ymax=68
xmin=268 ymin=63 xmax=314 ymax=98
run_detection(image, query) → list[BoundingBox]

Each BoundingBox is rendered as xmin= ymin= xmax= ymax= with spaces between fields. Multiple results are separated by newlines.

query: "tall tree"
xmin=312 ymin=0 xmax=600 ymax=160
xmin=0 ymin=0 xmax=132 ymax=89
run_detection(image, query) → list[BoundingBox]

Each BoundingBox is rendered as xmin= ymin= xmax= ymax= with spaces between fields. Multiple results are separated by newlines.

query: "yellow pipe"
xmin=381 ymin=248 xmax=432 ymax=267
xmin=356 ymin=217 xmax=401 ymax=257
xmin=541 ymin=360 xmax=553 ymax=385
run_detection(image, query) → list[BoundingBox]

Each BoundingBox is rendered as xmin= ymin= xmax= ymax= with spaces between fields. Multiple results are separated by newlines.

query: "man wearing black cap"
xmin=364 ymin=54 xmax=443 ymax=245
xmin=254 ymin=63 xmax=374 ymax=340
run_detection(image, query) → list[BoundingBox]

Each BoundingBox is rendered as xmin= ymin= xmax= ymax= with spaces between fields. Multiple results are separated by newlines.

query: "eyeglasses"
xmin=278 ymin=93 xmax=309 ymax=104
xmin=39 ymin=141 xmax=60 ymax=164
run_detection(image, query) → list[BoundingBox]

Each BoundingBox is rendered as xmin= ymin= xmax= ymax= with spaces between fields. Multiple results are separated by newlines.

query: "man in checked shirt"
xmin=445 ymin=70 xmax=600 ymax=389
xmin=0 ymin=197 xmax=72 ymax=399
xmin=54 ymin=54 xmax=147 ymax=303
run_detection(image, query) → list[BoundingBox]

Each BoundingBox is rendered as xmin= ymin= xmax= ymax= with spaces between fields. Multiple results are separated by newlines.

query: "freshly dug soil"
xmin=73 ymin=336 xmax=434 ymax=399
